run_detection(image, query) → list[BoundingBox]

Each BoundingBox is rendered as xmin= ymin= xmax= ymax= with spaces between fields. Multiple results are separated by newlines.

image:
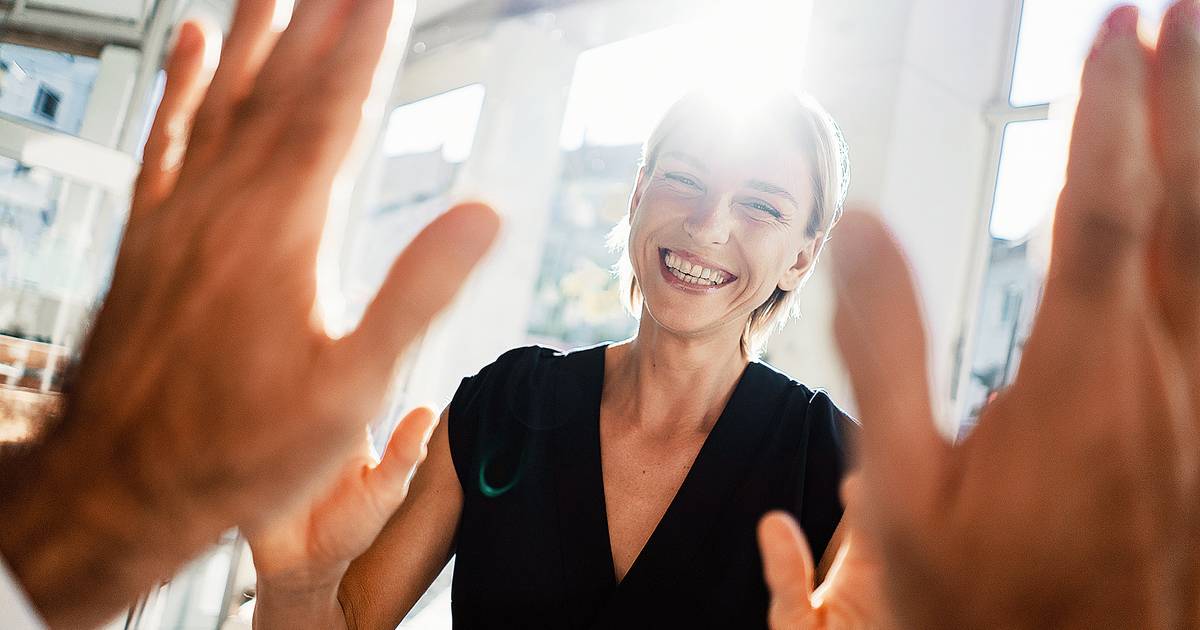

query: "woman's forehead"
xmin=657 ymin=127 xmax=813 ymax=193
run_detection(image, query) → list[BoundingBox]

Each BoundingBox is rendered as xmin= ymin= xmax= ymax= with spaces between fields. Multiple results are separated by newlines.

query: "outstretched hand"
xmin=763 ymin=3 xmax=1199 ymax=628
xmin=245 ymin=407 xmax=438 ymax=589
xmin=758 ymin=478 xmax=897 ymax=630
xmin=0 ymin=1 xmax=498 ymax=626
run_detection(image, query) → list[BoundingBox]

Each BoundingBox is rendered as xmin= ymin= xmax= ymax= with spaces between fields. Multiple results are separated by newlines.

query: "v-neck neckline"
xmin=594 ymin=344 xmax=762 ymax=584
xmin=552 ymin=344 xmax=784 ymax=626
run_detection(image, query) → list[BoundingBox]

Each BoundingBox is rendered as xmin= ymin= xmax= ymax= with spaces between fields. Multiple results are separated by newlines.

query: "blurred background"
xmin=0 ymin=0 xmax=1170 ymax=627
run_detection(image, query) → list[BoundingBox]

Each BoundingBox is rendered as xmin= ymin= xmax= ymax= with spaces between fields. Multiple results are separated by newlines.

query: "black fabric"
xmin=447 ymin=344 xmax=857 ymax=629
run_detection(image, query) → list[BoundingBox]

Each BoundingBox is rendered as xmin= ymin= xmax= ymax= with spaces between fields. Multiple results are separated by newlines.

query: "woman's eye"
xmin=665 ymin=173 xmax=702 ymax=189
xmin=744 ymin=199 xmax=782 ymax=218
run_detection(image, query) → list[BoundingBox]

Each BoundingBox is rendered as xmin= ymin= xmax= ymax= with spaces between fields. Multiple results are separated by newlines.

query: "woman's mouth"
xmin=658 ymin=248 xmax=737 ymax=291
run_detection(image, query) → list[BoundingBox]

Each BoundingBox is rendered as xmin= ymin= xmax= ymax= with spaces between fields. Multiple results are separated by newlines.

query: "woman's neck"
xmin=603 ymin=317 xmax=750 ymax=439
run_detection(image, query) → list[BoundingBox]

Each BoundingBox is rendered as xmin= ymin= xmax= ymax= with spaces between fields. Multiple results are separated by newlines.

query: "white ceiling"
xmin=413 ymin=0 xmax=478 ymax=27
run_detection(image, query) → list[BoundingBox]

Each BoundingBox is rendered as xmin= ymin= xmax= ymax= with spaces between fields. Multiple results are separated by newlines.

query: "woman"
xmin=248 ymin=88 xmax=855 ymax=629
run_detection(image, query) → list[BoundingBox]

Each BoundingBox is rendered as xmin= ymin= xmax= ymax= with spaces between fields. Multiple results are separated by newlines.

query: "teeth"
xmin=663 ymin=250 xmax=729 ymax=286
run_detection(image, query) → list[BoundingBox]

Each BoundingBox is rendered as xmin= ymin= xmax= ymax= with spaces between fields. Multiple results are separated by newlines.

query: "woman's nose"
xmin=683 ymin=196 xmax=732 ymax=245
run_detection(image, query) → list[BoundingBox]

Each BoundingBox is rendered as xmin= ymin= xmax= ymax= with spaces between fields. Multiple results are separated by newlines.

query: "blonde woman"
xmin=249 ymin=89 xmax=856 ymax=629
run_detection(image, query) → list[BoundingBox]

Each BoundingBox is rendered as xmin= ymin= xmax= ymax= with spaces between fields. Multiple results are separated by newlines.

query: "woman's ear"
xmin=629 ymin=165 xmax=650 ymax=219
xmin=777 ymin=234 xmax=824 ymax=292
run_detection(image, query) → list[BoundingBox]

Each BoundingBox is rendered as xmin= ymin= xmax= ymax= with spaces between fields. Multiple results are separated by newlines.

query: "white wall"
xmin=394 ymin=18 xmax=584 ymax=407
xmin=768 ymin=0 xmax=1017 ymax=432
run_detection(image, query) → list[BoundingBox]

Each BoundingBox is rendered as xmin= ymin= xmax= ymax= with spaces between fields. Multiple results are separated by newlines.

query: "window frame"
xmin=951 ymin=0 xmax=1051 ymax=424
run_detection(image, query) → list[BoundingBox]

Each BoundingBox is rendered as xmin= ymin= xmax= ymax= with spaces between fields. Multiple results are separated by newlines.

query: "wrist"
xmin=0 ymin=411 xmax=227 ymax=628
xmin=254 ymin=569 xmax=349 ymax=629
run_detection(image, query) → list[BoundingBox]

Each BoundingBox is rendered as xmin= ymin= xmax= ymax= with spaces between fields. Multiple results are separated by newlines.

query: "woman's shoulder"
xmin=753 ymin=357 xmax=859 ymax=422
xmin=449 ymin=343 xmax=604 ymax=421
xmin=750 ymin=360 xmax=861 ymax=442
xmin=447 ymin=343 xmax=603 ymax=491
xmin=457 ymin=343 xmax=600 ymax=391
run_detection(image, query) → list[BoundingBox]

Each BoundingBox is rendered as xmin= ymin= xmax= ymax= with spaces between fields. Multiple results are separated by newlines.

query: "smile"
xmin=659 ymin=248 xmax=737 ymax=290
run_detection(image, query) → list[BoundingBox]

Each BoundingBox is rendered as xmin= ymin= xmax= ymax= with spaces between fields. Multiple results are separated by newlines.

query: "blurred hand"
xmin=0 ymin=0 xmax=498 ymax=626
xmin=758 ymin=478 xmax=898 ymax=630
xmin=819 ymin=3 xmax=1200 ymax=628
xmin=245 ymin=407 xmax=437 ymax=591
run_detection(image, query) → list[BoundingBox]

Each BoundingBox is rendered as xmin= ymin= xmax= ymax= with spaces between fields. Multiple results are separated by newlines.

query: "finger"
xmin=250 ymin=0 xmax=356 ymax=100
xmin=367 ymin=406 xmax=437 ymax=506
xmin=189 ymin=0 xmax=283 ymax=156
xmin=1151 ymin=0 xmax=1200 ymax=357
xmin=266 ymin=0 xmax=412 ymax=186
xmin=758 ymin=512 xmax=816 ymax=629
xmin=829 ymin=210 xmax=946 ymax=513
xmin=1039 ymin=6 xmax=1158 ymax=322
xmin=343 ymin=203 xmax=500 ymax=380
xmin=131 ymin=21 xmax=217 ymax=223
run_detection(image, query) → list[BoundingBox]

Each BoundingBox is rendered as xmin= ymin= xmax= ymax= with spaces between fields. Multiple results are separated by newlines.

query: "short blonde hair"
xmin=609 ymin=89 xmax=850 ymax=357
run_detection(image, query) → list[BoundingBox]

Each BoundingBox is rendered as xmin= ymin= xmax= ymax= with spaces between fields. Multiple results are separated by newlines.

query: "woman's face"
xmin=627 ymin=125 xmax=820 ymax=342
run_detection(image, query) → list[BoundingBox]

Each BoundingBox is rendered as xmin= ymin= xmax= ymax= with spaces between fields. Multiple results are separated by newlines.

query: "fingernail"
xmin=1105 ymin=5 xmax=1140 ymax=40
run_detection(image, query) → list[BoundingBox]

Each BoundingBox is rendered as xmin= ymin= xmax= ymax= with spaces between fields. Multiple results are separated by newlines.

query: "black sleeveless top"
xmin=447 ymin=344 xmax=857 ymax=629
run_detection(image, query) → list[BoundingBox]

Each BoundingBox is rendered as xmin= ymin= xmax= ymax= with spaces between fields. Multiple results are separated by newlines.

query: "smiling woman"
xmin=613 ymin=89 xmax=850 ymax=356
xmin=248 ymin=88 xmax=858 ymax=630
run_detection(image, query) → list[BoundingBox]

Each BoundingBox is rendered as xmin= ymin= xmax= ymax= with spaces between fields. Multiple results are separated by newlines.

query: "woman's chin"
xmin=641 ymin=305 xmax=737 ymax=342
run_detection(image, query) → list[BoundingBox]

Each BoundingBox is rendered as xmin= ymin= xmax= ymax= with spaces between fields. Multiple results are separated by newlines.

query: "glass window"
xmin=341 ymin=84 xmax=486 ymax=325
xmin=989 ymin=118 xmax=1070 ymax=241
xmin=0 ymin=155 xmax=127 ymax=442
xmin=1010 ymin=0 xmax=1170 ymax=106
xmin=530 ymin=24 xmax=726 ymax=347
xmin=961 ymin=121 xmax=1067 ymax=432
xmin=0 ymin=43 xmax=100 ymax=135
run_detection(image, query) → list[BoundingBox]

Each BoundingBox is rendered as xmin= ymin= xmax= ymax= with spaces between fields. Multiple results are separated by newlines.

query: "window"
xmin=0 ymin=43 xmax=99 ymax=135
xmin=528 ymin=25 xmax=720 ymax=347
xmin=340 ymin=84 xmax=487 ymax=327
xmin=1010 ymin=0 xmax=1171 ymax=106
xmin=989 ymin=119 xmax=1069 ymax=242
xmin=33 ymin=85 xmax=61 ymax=121
xmin=960 ymin=0 xmax=1167 ymax=432
xmin=0 ymin=155 xmax=127 ymax=405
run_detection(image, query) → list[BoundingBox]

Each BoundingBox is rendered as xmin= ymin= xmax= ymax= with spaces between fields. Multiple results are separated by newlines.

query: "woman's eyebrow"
xmin=745 ymin=179 xmax=798 ymax=207
xmin=660 ymin=151 xmax=708 ymax=172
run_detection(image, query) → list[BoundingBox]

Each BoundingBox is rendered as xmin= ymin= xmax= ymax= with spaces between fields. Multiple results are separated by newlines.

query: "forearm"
xmin=252 ymin=573 xmax=350 ymax=630
xmin=0 ymin=419 xmax=224 ymax=628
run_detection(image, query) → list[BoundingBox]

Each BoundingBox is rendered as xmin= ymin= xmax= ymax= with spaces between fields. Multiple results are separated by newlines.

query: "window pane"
xmin=962 ymin=120 xmax=1069 ymax=434
xmin=989 ymin=119 xmax=1069 ymax=241
xmin=531 ymin=23 xmax=732 ymax=347
xmin=558 ymin=23 xmax=707 ymax=151
xmin=0 ymin=155 xmax=127 ymax=441
xmin=342 ymin=85 xmax=486 ymax=325
xmin=1010 ymin=0 xmax=1170 ymax=106
xmin=959 ymin=239 xmax=1046 ymax=438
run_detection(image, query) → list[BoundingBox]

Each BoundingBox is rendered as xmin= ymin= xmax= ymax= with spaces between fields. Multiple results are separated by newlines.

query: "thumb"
xmin=829 ymin=210 xmax=947 ymax=520
xmin=758 ymin=511 xmax=817 ymax=629
xmin=366 ymin=406 xmax=438 ymax=509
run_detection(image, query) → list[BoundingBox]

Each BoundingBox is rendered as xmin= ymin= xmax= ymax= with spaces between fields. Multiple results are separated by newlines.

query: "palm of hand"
xmin=246 ymin=408 xmax=437 ymax=584
xmin=797 ymin=5 xmax=1200 ymax=628
xmin=761 ymin=4 xmax=1199 ymax=628
xmin=759 ymin=490 xmax=898 ymax=630
xmin=66 ymin=0 xmax=498 ymax=541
